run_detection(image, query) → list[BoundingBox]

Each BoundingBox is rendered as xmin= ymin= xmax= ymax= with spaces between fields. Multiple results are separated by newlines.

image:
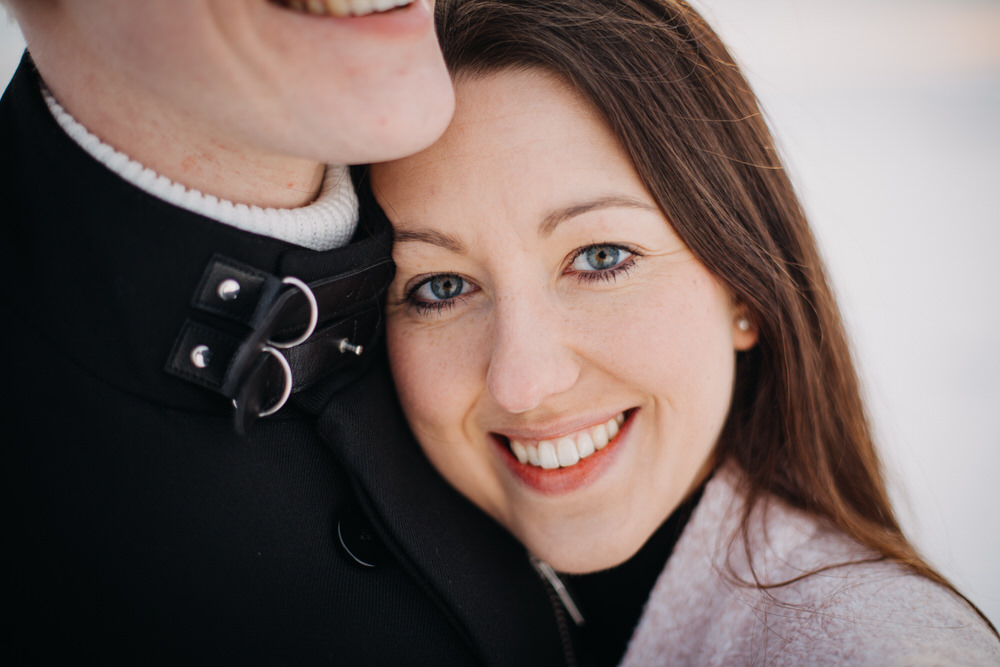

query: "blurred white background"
xmin=3 ymin=1 xmax=998 ymax=625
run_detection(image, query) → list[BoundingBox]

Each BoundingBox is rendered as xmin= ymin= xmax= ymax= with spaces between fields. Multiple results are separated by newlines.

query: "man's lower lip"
xmin=494 ymin=412 xmax=632 ymax=496
xmin=270 ymin=0 xmax=430 ymax=39
xmin=272 ymin=0 xmax=413 ymax=17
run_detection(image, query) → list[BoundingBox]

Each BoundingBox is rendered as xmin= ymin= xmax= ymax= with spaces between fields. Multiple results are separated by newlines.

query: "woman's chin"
xmin=518 ymin=526 xmax=646 ymax=574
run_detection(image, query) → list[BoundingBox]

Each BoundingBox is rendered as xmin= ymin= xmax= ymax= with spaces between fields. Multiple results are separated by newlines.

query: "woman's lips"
xmin=509 ymin=412 xmax=625 ymax=469
xmin=493 ymin=410 xmax=633 ymax=495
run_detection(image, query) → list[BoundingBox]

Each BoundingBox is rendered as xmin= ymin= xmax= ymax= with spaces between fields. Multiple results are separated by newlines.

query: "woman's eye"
xmin=570 ymin=244 xmax=633 ymax=272
xmin=404 ymin=273 xmax=476 ymax=315
xmin=413 ymin=274 xmax=468 ymax=302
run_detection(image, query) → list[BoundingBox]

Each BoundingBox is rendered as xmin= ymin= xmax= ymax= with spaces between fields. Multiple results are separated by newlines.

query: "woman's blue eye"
xmin=571 ymin=244 xmax=632 ymax=272
xmin=415 ymin=274 xmax=466 ymax=301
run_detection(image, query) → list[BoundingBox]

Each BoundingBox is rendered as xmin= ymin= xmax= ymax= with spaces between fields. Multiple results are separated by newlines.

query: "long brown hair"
xmin=436 ymin=0 xmax=989 ymax=622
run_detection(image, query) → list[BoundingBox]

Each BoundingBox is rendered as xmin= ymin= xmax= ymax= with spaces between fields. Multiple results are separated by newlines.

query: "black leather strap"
xmin=165 ymin=254 xmax=394 ymax=434
xmin=191 ymin=257 xmax=279 ymax=325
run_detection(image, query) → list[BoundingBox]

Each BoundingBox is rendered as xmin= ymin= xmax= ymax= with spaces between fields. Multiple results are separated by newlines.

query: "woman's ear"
xmin=732 ymin=303 xmax=759 ymax=351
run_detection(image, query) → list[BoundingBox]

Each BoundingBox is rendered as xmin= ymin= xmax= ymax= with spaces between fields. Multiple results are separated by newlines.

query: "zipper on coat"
xmin=530 ymin=555 xmax=585 ymax=667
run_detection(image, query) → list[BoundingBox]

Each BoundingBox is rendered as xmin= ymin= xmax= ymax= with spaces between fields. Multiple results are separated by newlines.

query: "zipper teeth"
xmin=542 ymin=576 xmax=579 ymax=667
xmin=530 ymin=556 xmax=581 ymax=667
xmin=532 ymin=557 xmax=586 ymax=625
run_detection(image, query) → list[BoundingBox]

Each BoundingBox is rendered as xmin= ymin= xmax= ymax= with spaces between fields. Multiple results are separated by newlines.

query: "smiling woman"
xmin=376 ymin=68 xmax=758 ymax=573
xmin=370 ymin=0 xmax=1000 ymax=664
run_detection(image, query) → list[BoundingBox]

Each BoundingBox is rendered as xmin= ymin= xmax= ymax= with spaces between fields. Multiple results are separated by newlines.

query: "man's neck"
xmin=31 ymin=48 xmax=326 ymax=210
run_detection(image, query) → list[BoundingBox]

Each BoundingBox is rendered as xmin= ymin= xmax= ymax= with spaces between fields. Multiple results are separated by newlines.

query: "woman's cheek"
xmin=388 ymin=321 xmax=468 ymax=434
xmin=387 ymin=324 xmax=428 ymax=415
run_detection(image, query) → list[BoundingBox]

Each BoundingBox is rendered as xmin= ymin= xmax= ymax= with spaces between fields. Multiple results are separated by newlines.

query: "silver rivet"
xmin=190 ymin=344 xmax=212 ymax=369
xmin=217 ymin=278 xmax=241 ymax=301
xmin=338 ymin=338 xmax=363 ymax=356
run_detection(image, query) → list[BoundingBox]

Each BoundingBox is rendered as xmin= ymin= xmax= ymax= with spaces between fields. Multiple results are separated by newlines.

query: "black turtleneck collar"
xmin=563 ymin=484 xmax=705 ymax=667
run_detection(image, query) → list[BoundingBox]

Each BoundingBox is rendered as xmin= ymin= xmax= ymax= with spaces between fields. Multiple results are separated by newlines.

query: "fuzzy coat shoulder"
xmin=620 ymin=465 xmax=1000 ymax=666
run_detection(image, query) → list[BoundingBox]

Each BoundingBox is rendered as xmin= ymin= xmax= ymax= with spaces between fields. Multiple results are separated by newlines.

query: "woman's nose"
xmin=485 ymin=296 xmax=581 ymax=414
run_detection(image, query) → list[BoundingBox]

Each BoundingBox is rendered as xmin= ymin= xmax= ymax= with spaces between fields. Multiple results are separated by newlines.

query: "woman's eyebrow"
xmin=540 ymin=195 xmax=657 ymax=237
xmin=393 ymin=228 xmax=466 ymax=253
xmin=392 ymin=195 xmax=656 ymax=251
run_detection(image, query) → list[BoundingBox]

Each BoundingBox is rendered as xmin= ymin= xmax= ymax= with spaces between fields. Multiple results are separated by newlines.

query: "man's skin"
xmin=8 ymin=0 xmax=455 ymax=206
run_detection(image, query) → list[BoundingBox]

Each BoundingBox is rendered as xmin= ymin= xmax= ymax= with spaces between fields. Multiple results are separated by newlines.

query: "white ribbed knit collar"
xmin=42 ymin=86 xmax=358 ymax=251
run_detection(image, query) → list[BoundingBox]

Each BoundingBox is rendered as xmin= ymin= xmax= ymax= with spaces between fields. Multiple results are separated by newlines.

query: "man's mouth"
xmin=273 ymin=0 xmax=414 ymax=18
xmin=505 ymin=412 xmax=627 ymax=470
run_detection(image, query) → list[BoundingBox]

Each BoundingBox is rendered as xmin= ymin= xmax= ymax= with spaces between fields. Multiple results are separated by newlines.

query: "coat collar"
xmin=1 ymin=53 xmax=393 ymax=415
xmin=619 ymin=463 xmax=872 ymax=665
xmin=318 ymin=358 xmax=568 ymax=667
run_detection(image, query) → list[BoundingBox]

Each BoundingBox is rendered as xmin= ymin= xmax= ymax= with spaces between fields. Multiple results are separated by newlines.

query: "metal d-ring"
xmin=232 ymin=345 xmax=293 ymax=418
xmin=270 ymin=276 xmax=318 ymax=350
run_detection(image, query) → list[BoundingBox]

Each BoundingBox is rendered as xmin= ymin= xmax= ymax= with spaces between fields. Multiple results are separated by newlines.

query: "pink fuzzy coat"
xmin=620 ymin=465 xmax=1000 ymax=666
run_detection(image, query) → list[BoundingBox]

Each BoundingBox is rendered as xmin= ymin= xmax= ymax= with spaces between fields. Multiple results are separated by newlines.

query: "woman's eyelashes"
xmin=567 ymin=243 xmax=638 ymax=283
xmin=401 ymin=243 xmax=641 ymax=314
xmin=404 ymin=273 xmax=476 ymax=314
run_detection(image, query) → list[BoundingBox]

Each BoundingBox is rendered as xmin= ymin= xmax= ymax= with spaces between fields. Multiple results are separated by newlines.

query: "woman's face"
xmin=372 ymin=69 xmax=757 ymax=573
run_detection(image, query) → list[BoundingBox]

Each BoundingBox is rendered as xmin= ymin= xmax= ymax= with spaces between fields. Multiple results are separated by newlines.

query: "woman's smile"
xmin=373 ymin=68 xmax=756 ymax=573
xmin=490 ymin=410 xmax=630 ymax=496
xmin=503 ymin=411 xmax=626 ymax=470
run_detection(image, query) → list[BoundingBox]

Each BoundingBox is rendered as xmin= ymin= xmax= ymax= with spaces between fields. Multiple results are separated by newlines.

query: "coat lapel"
xmin=317 ymin=355 xmax=566 ymax=667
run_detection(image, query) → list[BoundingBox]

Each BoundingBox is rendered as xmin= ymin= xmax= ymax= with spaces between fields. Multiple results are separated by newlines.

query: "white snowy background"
xmin=3 ymin=0 xmax=998 ymax=625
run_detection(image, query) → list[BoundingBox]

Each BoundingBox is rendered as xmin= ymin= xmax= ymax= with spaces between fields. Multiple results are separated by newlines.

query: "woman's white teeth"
xmin=527 ymin=444 xmax=540 ymax=466
xmin=282 ymin=0 xmax=411 ymax=17
xmin=538 ymin=442 xmax=560 ymax=470
xmin=509 ymin=413 xmax=626 ymax=469
xmin=556 ymin=438 xmax=580 ymax=467
xmin=592 ymin=423 xmax=609 ymax=449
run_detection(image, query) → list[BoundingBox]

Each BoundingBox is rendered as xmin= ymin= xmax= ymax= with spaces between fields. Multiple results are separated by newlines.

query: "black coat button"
xmin=336 ymin=509 xmax=386 ymax=568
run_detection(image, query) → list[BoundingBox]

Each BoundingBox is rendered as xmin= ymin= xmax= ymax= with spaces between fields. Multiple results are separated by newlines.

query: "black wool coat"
xmin=0 ymin=54 xmax=567 ymax=666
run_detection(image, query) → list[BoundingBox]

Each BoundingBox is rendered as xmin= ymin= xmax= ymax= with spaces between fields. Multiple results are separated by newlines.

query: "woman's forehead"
xmin=373 ymin=69 xmax=642 ymax=222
